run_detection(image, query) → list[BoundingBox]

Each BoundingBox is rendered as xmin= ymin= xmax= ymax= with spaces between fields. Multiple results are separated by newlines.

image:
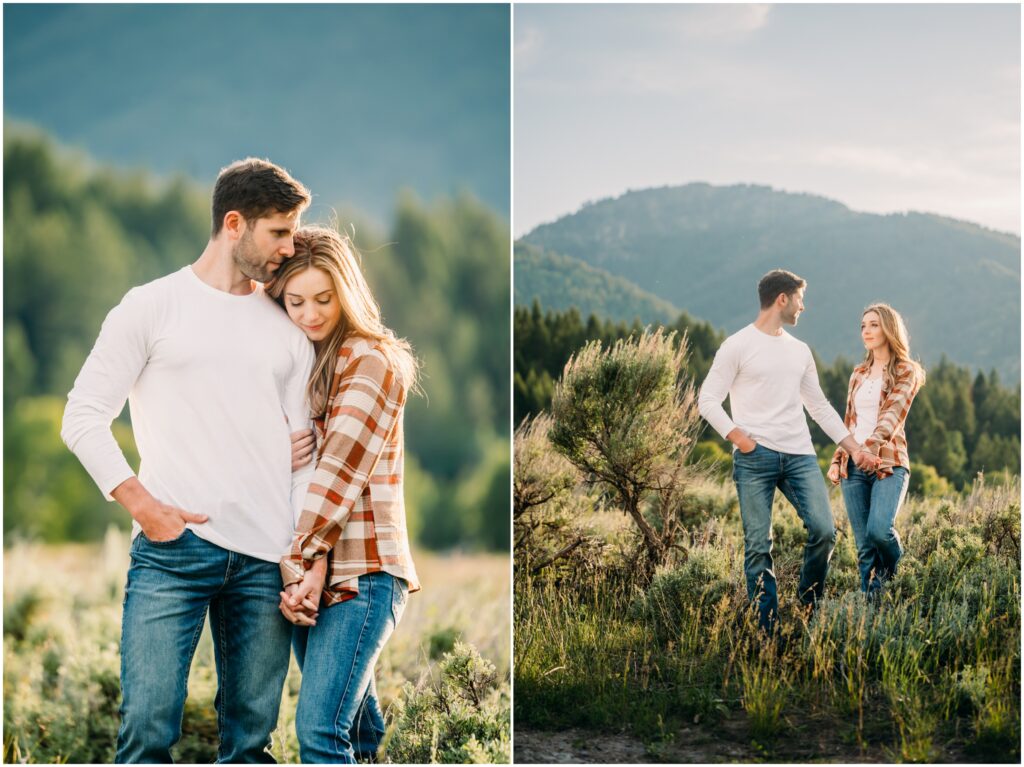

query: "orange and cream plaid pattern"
xmin=280 ymin=336 xmax=419 ymax=605
xmin=830 ymin=360 xmax=922 ymax=480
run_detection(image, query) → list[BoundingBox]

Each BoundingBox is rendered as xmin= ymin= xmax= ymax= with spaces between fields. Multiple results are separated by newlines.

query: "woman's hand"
xmin=290 ymin=428 xmax=316 ymax=471
xmin=826 ymin=464 xmax=840 ymax=485
xmin=279 ymin=556 xmax=328 ymax=625
xmin=853 ymin=448 xmax=882 ymax=472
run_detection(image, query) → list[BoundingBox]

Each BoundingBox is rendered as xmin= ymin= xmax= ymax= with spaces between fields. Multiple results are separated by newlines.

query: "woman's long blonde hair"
xmin=862 ymin=303 xmax=925 ymax=388
xmin=267 ymin=225 xmax=419 ymax=416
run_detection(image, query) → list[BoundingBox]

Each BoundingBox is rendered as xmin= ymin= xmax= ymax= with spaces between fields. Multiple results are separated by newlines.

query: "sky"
xmin=4 ymin=4 xmax=510 ymax=225
xmin=514 ymin=4 xmax=1020 ymax=237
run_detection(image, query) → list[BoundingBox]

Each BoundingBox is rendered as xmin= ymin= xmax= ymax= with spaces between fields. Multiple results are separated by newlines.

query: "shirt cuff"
xmin=279 ymin=557 xmax=304 ymax=587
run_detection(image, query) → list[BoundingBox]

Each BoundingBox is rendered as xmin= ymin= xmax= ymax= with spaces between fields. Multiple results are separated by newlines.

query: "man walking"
xmin=62 ymin=159 xmax=315 ymax=762
xmin=697 ymin=269 xmax=878 ymax=633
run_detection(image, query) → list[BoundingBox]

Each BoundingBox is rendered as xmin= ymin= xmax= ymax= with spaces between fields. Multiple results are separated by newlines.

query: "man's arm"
xmin=697 ymin=340 xmax=756 ymax=452
xmin=799 ymin=353 xmax=878 ymax=468
xmin=61 ymin=288 xmax=207 ymax=539
xmin=283 ymin=336 xmax=317 ymax=527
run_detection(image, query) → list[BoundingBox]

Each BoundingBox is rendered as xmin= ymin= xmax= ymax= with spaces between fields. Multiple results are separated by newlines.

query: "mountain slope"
xmin=3 ymin=5 xmax=510 ymax=221
xmin=514 ymin=243 xmax=679 ymax=324
xmin=520 ymin=183 xmax=1021 ymax=377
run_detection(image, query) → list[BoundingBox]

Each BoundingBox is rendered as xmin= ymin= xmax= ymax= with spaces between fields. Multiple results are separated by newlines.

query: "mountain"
xmin=519 ymin=183 xmax=1021 ymax=379
xmin=514 ymin=243 xmax=679 ymax=325
xmin=3 ymin=4 xmax=509 ymax=223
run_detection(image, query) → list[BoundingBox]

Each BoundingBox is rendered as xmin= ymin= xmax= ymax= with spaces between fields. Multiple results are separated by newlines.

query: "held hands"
xmin=290 ymin=428 xmax=315 ymax=471
xmin=852 ymin=447 xmax=882 ymax=472
xmin=279 ymin=556 xmax=328 ymax=626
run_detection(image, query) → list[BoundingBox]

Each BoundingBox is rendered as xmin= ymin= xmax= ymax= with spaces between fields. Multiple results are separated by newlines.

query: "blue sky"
xmin=515 ymin=4 xmax=1020 ymax=236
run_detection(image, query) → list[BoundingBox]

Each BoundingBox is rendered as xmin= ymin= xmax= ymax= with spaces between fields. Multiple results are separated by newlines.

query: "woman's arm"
xmin=280 ymin=345 xmax=405 ymax=586
xmin=863 ymin=363 xmax=920 ymax=455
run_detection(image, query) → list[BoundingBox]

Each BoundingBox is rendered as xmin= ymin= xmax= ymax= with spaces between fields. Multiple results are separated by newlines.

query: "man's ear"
xmin=222 ymin=211 xmax=246 ymax=241
xmin=775 ymin=292 xmax=788 ymax=308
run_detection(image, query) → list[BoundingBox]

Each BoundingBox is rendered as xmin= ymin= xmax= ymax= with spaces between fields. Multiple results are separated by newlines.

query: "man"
xmin=697 ymin=269 xmax=880 ymax=633
xmin=62 ymin=158 xmax=315 ymax=763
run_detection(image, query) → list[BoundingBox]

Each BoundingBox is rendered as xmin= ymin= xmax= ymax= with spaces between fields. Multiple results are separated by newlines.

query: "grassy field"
xmin=515 ymin=474 xmax=1020 ymax=763
xmin=3 ymin=537 xmax=510 ymax=763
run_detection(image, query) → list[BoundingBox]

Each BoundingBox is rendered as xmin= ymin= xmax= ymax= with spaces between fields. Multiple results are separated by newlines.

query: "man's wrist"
xmin=111 ymin=477 xmax=154 ymax=521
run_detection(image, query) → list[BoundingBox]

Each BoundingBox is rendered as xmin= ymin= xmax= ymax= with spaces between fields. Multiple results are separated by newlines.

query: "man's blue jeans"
xmin=292 ymin=572 xmax=408 ymax=764
xmin=732 ymin=444 xmax=837 ymax=632
xmin=117 ymin=530 xmax=292 ymax=764
xmin=841 ymin=464 xmax=909 ymax=594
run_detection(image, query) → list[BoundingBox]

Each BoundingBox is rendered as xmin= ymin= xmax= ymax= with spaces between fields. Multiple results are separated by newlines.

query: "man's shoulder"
xmin=251 ymin=288 xmax=311 ymax=343
xmin=780 ymin=329 xmax=812 ymax=353
xmin=115 ymin=267 xmax=188 ymax=312
xmin=721 ymin=324 xmax=754 ymax=347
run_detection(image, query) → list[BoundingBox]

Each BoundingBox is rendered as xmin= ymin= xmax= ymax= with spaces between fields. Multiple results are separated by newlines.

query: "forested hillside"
xmin=513 ymin=242 xmax=678 ymax=324
xmin=519 ymin=183 xmax=1021 ymax=379
xmin=515 ymin=302 xmax=1020 ymax=491
xmin=4 ymin=128 xmax=510 ymax=549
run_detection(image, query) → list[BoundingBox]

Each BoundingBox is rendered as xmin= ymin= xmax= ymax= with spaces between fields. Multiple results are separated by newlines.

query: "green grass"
xmin=3 ymin=534 xmax=510 ymax=763
xmin=514 ymin=475 xmax=1020 ymax=762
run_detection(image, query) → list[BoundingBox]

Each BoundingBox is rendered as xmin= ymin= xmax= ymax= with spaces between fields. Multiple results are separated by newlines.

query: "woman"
xmin=267 ymin=226 xmax=420 ymax=764
xmin=827 ymin=303 xmax=924 ymax=599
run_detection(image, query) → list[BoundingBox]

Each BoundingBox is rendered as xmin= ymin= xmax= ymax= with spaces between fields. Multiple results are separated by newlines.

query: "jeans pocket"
xmin=390 ymin=577 xmax=409 ymax=625
xmin=140 ymin=528 xmax=191 ymax=546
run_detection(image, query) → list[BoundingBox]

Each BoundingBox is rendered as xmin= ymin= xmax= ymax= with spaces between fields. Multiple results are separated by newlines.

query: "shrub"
xmin=383 ymin=641 xmax=510 ymax=763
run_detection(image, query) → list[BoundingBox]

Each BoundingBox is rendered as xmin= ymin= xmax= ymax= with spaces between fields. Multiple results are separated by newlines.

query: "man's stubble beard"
xmin=232 ymin=228 xmax=275 ymax=283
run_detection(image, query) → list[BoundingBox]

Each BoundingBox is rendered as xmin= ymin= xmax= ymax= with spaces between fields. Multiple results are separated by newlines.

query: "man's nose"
xmin=280 ymin=238 xmax=295 ymax=258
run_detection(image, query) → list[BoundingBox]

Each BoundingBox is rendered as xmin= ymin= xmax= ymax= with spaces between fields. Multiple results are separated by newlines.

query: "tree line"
xmin=4 ymin=128 xmax=509 ymax=549
xmin=515 ymin=300 xmax=1020 ymax=491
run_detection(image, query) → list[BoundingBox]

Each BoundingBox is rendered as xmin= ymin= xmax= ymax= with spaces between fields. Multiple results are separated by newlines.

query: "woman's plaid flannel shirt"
xmin=830 ymin=359 xmax=922 ymax=480
xmin=280 ymin=337 xmax=419 ymax=605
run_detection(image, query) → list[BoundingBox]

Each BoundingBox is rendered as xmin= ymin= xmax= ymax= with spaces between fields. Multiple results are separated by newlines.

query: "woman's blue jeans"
xmin=841 ymin=464 xmax=909 ymax=594
xmin=292 ymin=572 xmax=408 ymax=764
xmin=732 ymin=444 xmax=837 ymax=632
xmin=117 ymin=530 xmax=292 ymax=764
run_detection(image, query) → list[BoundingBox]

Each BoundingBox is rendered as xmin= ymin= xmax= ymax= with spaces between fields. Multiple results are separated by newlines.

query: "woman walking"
xmin=268 ymin=226 xmax=420 ymax=763
xmin=828 ymin=303 xmax=925 ymax=599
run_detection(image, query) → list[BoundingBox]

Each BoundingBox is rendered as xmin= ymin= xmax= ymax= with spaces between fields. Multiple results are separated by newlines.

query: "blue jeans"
xmin=117 ymin=530 xmax=292 ymax=764
xmin=292 ymin=572 xmax=408 ymax=764
xmin=841 ymin=465 xmax=909 ymax=594
xmin=732 ymin=444 xmax=837 ymax=632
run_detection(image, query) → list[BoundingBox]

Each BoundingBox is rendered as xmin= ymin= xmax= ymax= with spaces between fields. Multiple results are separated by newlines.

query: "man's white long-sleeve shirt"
xmin=62 ymin=266 xmax=315 ymax=562
xmin=697 ymin=324 xmax=849 ymax=456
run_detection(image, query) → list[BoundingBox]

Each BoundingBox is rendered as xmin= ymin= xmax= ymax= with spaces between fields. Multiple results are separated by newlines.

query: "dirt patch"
xmin=515 ymin=715 xmax=895 ymax=763
xmin=515 ymin=716 xmax=756 ymax=764
xmin=514 ymin=727 xmax=657 ymax=764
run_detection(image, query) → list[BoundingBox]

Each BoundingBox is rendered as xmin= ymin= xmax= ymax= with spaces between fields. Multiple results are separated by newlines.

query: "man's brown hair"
xmin=211 ymin=158 xmax=310 ymax=235
xmin=757 ymin=269 xmax=806 ymax=309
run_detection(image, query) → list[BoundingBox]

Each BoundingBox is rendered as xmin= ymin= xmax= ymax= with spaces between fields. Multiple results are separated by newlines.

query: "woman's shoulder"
xmin=335 ymin=335 xmax=391 ymax=371
xmin=892 ymin=359 xmax=925 ymax=389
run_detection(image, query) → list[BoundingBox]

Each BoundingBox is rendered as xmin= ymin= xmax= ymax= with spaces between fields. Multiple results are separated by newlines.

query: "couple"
xmin=698 ymin=269 xmax=923 ymax=632
xmin=61 ymin=158 xmax=418 ymax=763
